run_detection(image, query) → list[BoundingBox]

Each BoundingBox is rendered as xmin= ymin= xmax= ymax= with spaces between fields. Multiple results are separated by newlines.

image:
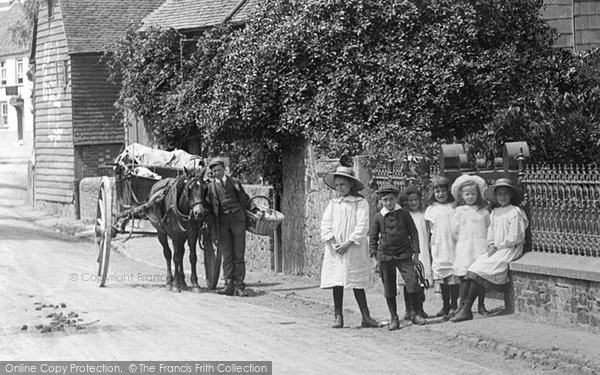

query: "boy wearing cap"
xmin=206 ymin=158 xmax=252 ymax=297
xmin=370 ymin=184 xmax=426 ymax=330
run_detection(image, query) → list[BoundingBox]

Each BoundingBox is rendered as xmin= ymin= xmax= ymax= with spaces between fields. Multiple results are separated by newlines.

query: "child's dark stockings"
xmin=436 ymin=284 xmax=451 ymax=317
xmin=332 ymin=286 xmax=344 ymax=328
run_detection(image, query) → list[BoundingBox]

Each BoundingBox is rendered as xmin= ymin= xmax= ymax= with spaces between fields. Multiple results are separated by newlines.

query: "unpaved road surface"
xmin=0 ymin=163 xmax=561 ymax=374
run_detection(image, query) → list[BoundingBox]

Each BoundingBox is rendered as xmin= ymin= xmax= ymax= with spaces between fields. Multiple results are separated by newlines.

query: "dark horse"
xmin=146 ymin=167 xmax=208 ymax=292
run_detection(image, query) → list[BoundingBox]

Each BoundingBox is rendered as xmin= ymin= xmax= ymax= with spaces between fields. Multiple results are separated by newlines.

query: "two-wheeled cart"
xmin=94 ymin=163 xmax=221 ymax=288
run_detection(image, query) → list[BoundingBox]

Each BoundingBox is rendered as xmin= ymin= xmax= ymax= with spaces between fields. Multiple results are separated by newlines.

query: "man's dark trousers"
xmin=219 ymin=210 xmax=246 ymax=289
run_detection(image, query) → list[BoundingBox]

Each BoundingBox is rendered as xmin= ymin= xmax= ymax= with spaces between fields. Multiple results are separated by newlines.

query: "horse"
xmin=146 ymin=167 xmax=208 ymax=293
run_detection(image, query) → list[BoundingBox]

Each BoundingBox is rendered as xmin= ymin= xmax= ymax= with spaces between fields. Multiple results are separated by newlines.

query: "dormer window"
xmin=47 ymin=0 xmax=54 ymax=19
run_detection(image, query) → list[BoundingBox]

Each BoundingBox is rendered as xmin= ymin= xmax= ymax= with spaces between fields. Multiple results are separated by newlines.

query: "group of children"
xmin=319 ymin=166 xmax=529 ymax=329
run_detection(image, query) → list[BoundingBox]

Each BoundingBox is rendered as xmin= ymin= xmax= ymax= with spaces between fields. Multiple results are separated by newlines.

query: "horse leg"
xmin=158 ymin=232 xmax=173 ymax=291
xmin=173 ymin=237 xmax=187 ymax=292
xmin=188 ymin=225 xmax=201 ymax=293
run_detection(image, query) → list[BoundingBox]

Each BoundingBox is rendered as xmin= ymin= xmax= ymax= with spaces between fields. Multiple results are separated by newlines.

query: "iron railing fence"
xmin=371 ymin=159 xmax=600 ymax=258
xmin=521 ymin=163 xmax=600 ymax=257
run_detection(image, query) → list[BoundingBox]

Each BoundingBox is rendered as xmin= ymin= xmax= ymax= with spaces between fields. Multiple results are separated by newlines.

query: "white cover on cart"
xmin=115 ymin=143 xmax=203 ymax=170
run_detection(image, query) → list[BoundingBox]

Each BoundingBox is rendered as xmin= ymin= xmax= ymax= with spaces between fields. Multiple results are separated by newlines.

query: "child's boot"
xmin=435 ymin=285 xmax=451 ymax=317
xmin=458 ymin=279 xmax=469 ymax=312
xmin=386 ymin=297 xmax=400 ymax=330
xmin=332 ymin=309 xmax=344 ymax=328
xmin=402 ymin=287 xmax=413 ymax=320
xmin=477 ymin=288 xmax=488 ymax=315
xmin=451 ymin=282 xmax=481 ymax=322
xmin=354 ymin=289 xmax=379 ymax=328
xmin=501 ymin=281 xmax=515 ymax=314
xmin=409 ymin=292 xmax=426 ymax=325
xmin=448 ymin=284 xmax=460 ymax=317
xmin=417 ymin=289 xmax=429 ymax=318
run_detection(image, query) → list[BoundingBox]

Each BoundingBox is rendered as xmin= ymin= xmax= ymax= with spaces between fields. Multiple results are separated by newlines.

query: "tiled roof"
xmin=0 ymin=2 xmax=29 ymax=58
xmin=229 ymin=0 xmax=260 ymax=25
xmin=59 ymin=0 xmax=165 ymax=54
xmin=140 ymin=0 xmax=258 ymax=31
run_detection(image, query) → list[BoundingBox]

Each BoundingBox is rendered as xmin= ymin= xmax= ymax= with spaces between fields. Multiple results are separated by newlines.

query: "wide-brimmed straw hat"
xmin=375 ymin=184 xmax=400 ymax=196
xmin=451 ymin=174 xmax=487 ymax=201
xmin=485 ymin=178 xmax=523 ymax=204
xmin=323 ymin=166 xmax=364 ymax=191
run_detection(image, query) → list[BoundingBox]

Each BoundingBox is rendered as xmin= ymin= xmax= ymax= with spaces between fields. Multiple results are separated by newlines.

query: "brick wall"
xmin=513 ymin=271 xmax=600 ymax=327
xmin=74 ymin=143 xmax=122 ymax=180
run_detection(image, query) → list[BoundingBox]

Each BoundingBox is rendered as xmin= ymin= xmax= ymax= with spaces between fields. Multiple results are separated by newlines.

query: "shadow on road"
xmin=267 ymin=285 xmax=319 ymax=293
xmin=0 ymin=223 xmax=78 ymax=242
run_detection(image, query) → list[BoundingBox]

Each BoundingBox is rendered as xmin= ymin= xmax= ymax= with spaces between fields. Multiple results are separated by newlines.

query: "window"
xmin=0 ymin=61 xmax=6 ymax=86
xmin=16 ymin=60 xmax=23 ymax=84
xmin=55 ymin=60 xmax=68 ymax=88
xmin=1 ymin=103 xmax=8 ymax=128
xmin=47 ymin=0 xmax=54 ymax=19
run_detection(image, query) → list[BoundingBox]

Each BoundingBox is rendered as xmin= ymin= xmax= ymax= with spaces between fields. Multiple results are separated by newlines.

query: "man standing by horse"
xmin=206 ymin=158 xmax=252 ymax=297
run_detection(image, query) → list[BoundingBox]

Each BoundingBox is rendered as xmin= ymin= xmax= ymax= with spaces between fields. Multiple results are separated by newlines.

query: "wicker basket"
xmin=245 ymin=195 xmax=284 ymax=236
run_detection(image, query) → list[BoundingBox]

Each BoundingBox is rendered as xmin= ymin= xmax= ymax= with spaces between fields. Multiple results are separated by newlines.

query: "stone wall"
xmin=281 ymin=141 xmax=307 ymax=275
xmin=303 ymin=156 xmax=337 ymax=278
xmin=513 ymin=272 xmax=600 ymax=327
xmin=281 ymin=142 xmax=378 ymax=281
xmin=511 ymin=252 xmax=600 ymax=328
xmin=244 ymin=184 xmax=276 ymax=273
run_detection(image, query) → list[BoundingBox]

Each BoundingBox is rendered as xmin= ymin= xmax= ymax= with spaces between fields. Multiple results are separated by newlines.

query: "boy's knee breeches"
xmin=380 ymin=259 xmax=420 ymax=298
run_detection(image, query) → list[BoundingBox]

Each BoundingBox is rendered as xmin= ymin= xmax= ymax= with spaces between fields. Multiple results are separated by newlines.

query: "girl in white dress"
xmin=400 ymin=186 xmax=431 ymax=320
xmin=424 ymin=176 xmax=458 ymax=317
xmin=320 ymin=166 xmax=379 ymax=329
xmin=451 ymin=174 xmax=490 ymax=314
xmin=452 ymin=178 xmax=529 ymax=322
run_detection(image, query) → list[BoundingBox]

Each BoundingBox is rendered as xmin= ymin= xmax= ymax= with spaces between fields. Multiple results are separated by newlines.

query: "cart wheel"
xmin=202 ymin=224 xmax=222 ymax=289
xmin=95 ymin=176 xmax=112 ymax=287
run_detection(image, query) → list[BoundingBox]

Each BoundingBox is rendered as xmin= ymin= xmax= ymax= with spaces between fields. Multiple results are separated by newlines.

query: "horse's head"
xmin=182 ymin=167 xmax=208 ymax=222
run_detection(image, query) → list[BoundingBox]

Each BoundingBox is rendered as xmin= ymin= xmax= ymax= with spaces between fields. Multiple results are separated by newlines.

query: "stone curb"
xmin=444 ymin=332 xmax=599 ymax=374
xmin=263 ymin=287 xmax=599 ymax=375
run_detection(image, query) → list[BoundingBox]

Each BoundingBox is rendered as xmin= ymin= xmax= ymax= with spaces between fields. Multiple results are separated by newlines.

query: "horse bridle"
xmin=182 ymin=175 xmax=206 ymax=217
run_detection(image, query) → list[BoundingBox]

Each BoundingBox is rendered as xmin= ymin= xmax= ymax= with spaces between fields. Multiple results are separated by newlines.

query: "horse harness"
xmin=147 ymin=175 xmax=205 ymax=233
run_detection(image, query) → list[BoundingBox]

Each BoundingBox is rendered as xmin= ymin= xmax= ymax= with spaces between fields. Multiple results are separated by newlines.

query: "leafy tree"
xmin=208 ymin=0 xmax=556 ymax=170
xmin=106 ymin=25 xmax=233 ymax=149
xmin=484 ymin=49 xmax=600 ymax=164
xmin=109 ymin=0 xmax=600 ymax=187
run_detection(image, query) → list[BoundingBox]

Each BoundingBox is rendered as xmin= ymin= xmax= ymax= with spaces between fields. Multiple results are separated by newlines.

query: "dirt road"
xmin=0 ymin=163 xmax=560 ymax=374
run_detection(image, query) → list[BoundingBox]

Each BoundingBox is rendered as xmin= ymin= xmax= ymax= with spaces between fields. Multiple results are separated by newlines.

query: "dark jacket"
xmin=369 ymin=207 xmax=419 ymax=261
xmin=205 ymin=176 xmax=251 ymax=219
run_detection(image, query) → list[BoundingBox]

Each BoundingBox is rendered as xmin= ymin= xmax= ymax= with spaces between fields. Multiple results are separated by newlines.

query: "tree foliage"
xmin=210 ymin=0 xmax=556 ymax=162
xmin=484 ymin=49 xmax=600 ymax=164
xmin=107 ymin=0 xmax=600 ymax=188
